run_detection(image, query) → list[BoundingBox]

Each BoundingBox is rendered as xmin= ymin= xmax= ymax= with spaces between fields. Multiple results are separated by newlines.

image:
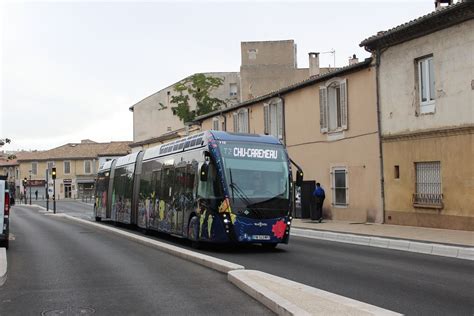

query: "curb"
xmin=291 ymin=228 xmax=474 ymax=261
xmin=51 ymin=214 xmax=244 ymax=273
xmin=0 ymin=248 xmax=6 ymax=286
xmin=228 ymin=270 xmax=401 ymax=316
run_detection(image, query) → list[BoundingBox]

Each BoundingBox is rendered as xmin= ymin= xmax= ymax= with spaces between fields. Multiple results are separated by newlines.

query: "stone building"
xmin=360 ymin=0 xmax=473 ymax=230
xmin=195 ymin=57 xmax=383 ymax=223
xmin=17 ymin=140 xmax=131 ymax=200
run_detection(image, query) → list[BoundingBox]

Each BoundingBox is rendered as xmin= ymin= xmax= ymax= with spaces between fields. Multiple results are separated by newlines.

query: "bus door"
xmin=106 ymin=160 xmax=117 ymax=219
xmin=173 ymin=165 xmax=187 ymax=235
xmin=131 ymin=151 xmax=144 ymax=226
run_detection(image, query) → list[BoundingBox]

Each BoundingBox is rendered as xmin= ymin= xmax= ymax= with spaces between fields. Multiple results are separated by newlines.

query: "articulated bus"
xmin=94 ymin=131 xmax=303 ymax=248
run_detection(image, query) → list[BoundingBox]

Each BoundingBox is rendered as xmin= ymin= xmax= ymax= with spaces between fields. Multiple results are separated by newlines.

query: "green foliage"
xmin=170 ymin=74 xmax=226 ymax=122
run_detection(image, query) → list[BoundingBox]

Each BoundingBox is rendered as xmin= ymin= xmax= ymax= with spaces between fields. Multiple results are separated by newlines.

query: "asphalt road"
xmin=1 ymin=205 xmax=272 ymax=315
xmin=31 ymin=200 xmax=474 ymax=315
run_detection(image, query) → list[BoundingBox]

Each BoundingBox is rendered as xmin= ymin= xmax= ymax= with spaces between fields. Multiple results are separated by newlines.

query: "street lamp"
xmin=29 ymin=170 xmax=32 ymax=205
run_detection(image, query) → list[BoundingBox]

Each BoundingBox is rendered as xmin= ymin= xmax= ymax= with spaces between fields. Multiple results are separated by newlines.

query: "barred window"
xmin=413 ymin=161 xmax=443 ymax=207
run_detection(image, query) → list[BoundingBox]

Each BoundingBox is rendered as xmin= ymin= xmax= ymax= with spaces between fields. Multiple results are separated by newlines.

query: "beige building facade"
xmin=17 ymin=140 xmax=131 ymax=200
xmin=361 ymin=1 xmax=474 ymax=230
xmin=197 ymin=59 xmax=384 ymax=223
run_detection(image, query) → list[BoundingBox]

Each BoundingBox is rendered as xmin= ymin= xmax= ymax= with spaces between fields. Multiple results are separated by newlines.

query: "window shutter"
xmin=233 ymin=112 xmax=238 ymax=132
xmin=277 ymin=101 xmax=283 ymax=140
xmin=319 ymin=86 xmax=328 ymax=133
xmin=243 ymin=109 xmax=249 ymax=133
xmin=340 ymin=79 xmax=348 ymax=130
xmin=263 ymin=103 xmax=270 ymax=134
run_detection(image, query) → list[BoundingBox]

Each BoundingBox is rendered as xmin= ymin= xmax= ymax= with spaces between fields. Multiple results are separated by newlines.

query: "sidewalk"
xmin=291 ymin=219 xmax=473 ymax=247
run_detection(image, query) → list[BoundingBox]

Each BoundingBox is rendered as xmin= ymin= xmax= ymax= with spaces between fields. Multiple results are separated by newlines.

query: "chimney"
xmin=349 ymin=54 xmax=359 ymax=65
xmin=435 ymin=0 xmax=453 ymax=10
xmin=309 ymin=52 xmax=320 ymax=77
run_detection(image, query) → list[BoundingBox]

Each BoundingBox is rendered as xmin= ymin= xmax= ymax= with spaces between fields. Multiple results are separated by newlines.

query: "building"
xmin=17 ymin=140 xmax=131 ymax=200
xmin=195 ymin=55 xmax=384 ymax=223
xmin=0 ymin=153 xmax=19 ymax=198
xmin=129 ymin=40 xmax=332 ymax=150
xmin=129 ymin=72 xmax=241 ymax=145
xmin=360 ymin=1 xmax=473 ymax=230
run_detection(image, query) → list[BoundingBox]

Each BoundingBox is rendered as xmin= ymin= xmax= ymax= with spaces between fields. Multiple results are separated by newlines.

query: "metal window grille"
xmin=332 ymin=168 xmax=347 ymax=206
xmin=414 ymin=161 xmax=443 ymax=206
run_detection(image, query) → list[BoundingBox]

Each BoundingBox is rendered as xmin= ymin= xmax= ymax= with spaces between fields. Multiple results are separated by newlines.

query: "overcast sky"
xmin=1 ymin=0 xmax=436 ymax=151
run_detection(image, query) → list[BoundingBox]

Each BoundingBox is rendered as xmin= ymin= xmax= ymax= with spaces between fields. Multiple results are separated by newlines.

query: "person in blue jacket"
xmin=312 ymin=183 xmax=325 ymax=222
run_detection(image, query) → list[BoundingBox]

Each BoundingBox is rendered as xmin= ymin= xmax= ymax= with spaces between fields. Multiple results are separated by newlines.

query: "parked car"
xmin=0 ymin=177 xmax=10 ymax=249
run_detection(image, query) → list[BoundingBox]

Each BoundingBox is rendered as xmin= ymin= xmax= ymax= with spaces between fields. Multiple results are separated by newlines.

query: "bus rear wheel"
xmin=188 ymin=216 xmax=201 ymax=249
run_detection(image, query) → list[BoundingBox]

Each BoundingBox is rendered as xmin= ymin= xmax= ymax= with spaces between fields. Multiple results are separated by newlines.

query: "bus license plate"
xmin=252 ymin=235 xmax=270 ymax=240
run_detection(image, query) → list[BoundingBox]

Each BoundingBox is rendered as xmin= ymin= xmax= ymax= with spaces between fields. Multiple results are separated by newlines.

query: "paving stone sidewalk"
xmin=291 ymin=219 xmax=473 ymax=247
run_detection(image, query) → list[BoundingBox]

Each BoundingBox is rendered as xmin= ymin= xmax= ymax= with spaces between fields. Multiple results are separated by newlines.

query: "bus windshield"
xmin=218 ymin=141 xmax=290 ymax=213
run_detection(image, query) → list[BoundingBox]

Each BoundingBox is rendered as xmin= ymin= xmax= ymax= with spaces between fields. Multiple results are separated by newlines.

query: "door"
xmin=300 ymin=181 xmax=315 ymax=219
xmin=64 ymin=184 xmax=72 ymax=198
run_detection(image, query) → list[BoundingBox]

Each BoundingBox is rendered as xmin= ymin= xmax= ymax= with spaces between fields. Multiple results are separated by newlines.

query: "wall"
xmin=383 ymin=131 xmax=474 ymax=230
xmin=379 ymin=19 xmax=474 ymax=135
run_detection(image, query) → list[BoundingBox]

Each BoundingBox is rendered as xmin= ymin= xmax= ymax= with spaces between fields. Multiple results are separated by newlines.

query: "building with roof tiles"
xmin=195 ymin=56 xmax=384 ymax=223
xmin=360 ymin=0 xmax=473 ymax=230
xmin=16 ymin=140 xmax=131 ymax=200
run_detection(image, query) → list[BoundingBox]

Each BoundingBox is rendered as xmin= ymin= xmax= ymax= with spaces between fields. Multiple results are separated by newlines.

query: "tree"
xmin=170 ymin=74 xmax=226 ymax=123
xmin=0 ymin=138 xmax=11 ymax=147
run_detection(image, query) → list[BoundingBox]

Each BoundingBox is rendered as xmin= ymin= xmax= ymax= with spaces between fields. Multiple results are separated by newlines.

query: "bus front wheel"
xmin=188 ymin=216 xmax=201 ymax=249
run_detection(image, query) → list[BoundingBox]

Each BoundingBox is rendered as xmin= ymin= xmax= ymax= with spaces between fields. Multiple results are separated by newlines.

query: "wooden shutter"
xmin=340 ymin=79 xmax=348 ymax=130
xmin=277 ymin=100 xmax=283 ymax=140
xmin=233 ymin=112 xmax=238 ymax=132
xmin=243 ymin=109 xmax=249 ymax=133
xmin=263 ymin=103 xmax=270 ymax=134
xmin=319 ymin=86 xmax=328 ymax=133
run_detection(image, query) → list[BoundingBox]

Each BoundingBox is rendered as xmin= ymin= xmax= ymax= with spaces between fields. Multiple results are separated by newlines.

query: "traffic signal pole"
xmin=52 ymin=167 xmax=57 ymax=214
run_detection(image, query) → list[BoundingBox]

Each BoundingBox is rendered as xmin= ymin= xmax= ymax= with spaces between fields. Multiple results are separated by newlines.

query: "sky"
xmin=1 ymin=0 xmax=437 ymax=151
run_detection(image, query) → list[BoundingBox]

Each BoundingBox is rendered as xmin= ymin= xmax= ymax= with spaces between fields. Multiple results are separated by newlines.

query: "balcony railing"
xmin=412 ymin=193 xmax=444 ymax=209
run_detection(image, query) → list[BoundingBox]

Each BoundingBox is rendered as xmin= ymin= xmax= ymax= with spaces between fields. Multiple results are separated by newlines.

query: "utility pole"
xmin=45 ymin=169 xmax=49 ymax=211
xmin=29 ymin=171 xmax=32 ymax=205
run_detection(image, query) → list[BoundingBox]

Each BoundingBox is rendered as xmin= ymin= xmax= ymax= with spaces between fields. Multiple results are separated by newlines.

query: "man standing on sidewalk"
xmin=312 ymin=183 xmax=325 ymax=222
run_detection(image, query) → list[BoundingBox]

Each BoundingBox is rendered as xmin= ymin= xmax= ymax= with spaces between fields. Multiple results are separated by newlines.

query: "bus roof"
xmin=115 ymin=151 xmax=140 ymax=168
xmin=98 ymin=159 xmax=115 ymax=172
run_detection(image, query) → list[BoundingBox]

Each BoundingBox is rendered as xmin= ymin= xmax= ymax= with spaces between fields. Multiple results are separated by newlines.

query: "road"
xmin=30 ymin=200 xmax=474 ymax=315
xmin=0 ymin=205 xmax=271 ymax=315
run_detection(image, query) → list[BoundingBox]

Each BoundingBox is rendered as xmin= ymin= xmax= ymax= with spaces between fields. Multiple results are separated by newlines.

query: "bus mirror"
xmin=296 ymin=171 xmax=303 ymax=187
xmin=200 ymin=163 xmax=209 ymax=182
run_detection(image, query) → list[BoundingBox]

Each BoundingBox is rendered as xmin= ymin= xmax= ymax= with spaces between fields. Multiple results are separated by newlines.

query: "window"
xmin=229 ymin=83 xmax=238 ymax=97
xmin=413 ymin=161 xmax=443 ymax=207
xmin=233 ymin=109 xmax=249 ymax=133
xmin=31 ymin=162 xmax=38 ymax=175
xmin=264 ymin=98 xmax=284 ymax=141
xmin=332 ymin=167 xmax=348 ymax=206
xmin=319 ymin=79 xmax=347 ymax=133
xmin=394 ymin=165 xmax=400 ymax=179
xmin=64 ymin=161 xmax=71 ymax=174
xmin=47 ymin=161 xmax=54 ymax=173
xmin=417 ymin=56 xmax=435 ymax=113
xmin=248 ymin=48 xmax=257 ymax=60
xmin=84 ymin=160 xmax=92 ymax=174
xmin=212 ymin=117 xmax=220 ymax=131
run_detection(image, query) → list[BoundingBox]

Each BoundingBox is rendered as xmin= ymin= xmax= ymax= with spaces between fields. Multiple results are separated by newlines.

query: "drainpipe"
xmin=375 ymin=48 xmax=386 ymax=224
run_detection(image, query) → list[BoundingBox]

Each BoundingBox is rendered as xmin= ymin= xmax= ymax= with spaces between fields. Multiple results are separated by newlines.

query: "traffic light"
xmin=51 ymin=167 xmax=57 ymax=180
xmin=23 ymin=177 xmax=27 ymax=187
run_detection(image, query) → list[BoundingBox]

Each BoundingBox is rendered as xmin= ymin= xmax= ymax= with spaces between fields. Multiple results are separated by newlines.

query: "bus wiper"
xmin=228 ymin=168 xmax=252 ymax=205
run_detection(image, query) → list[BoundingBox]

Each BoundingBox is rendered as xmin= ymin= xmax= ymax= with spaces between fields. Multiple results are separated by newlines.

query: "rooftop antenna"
xmin=320 ymin=49 xmax=336 ymax=69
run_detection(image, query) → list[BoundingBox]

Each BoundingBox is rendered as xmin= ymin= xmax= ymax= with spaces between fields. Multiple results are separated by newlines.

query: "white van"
xmin=0 ymin=178 xmax=10 ymax=249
